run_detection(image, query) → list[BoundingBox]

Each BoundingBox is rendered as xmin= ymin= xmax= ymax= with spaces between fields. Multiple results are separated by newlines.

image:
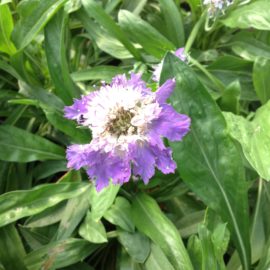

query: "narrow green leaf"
xmin=0 ymin=182 xmax=89 ymax=227
xmin=79 ymin=211 xmax=107 ymax=243
xmin=118 ymin=10 xmax=174 ymax=59
xmin=253 ymin=57 xmax=270 ymax=104
xmin=81 ymin=0 xmax=141 ymax=60
xmin=71 ymin=66 xmax=126 ymax=83
xmin=90 ymin=182 xmax=120 ymax=221
xmin=24 ymin=238 xmax=99 ymax=270
xmin=224 ymin=101 xmax=270 ymax=181
xmin=0 ymin=4 xmax=16 ymax=55
xmin=45 ymin=8 xmax=80 ymax=104
xmin=157 ymin=0 xmax=185 ymax=47
xmin=161 ymin=53 xmax=251 ymax=270
xmin=222 ymin=0 xmax=270 ymax=30
xmin=56 ymin=186 xmax=90 ymax=240
xmin=145 ymin=243 xmax=174 ymax=270
xmin=0 ymin=224 xmax=27 ymax=270
xmin=0 ymin=125 xmax=65 ymax=162
xmin=132 ymin=193 xmax=193 ymax=270
xmin=12 ymin=0 xmax=68 ymax=50
xmin=118 ymin=230 xmax=150 ymax=263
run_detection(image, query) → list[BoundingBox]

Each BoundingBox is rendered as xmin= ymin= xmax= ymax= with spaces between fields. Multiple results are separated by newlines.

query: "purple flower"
xmin=64 ymin=73 xmax=190 ymax=191
xmin=203 ymin=0 xmax=233 ymax=16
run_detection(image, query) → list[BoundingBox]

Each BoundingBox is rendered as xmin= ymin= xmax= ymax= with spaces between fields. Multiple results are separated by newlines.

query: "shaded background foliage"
xmin=0 ymin=0 xmax=270 ymax=269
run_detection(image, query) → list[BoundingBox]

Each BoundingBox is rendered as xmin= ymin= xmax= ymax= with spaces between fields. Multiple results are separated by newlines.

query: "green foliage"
xmin=0 ymin=0 xmax=269 ymax=269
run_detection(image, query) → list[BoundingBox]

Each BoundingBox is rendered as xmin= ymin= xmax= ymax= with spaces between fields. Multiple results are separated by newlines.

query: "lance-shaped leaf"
xmin=161 ymin=53 xmax=251 ymax=270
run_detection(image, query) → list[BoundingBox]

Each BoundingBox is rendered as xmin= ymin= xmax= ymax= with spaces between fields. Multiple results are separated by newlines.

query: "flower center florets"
xmin=106 ymin=107 xmax=137 ymax=137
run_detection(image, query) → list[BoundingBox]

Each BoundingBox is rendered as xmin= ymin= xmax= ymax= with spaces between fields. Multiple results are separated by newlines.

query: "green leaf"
xmin=0 ymin=224 xmax=27 ymax=270
xmin=157 ymin=0 xmax=185 ymax=47
xmin=89 ymin=182 xmax=120 ymax=221
xmin=224 ymin=102 xmax=270 ymax=180
xmin=118 ymin=10 xmax=174 ymax=59
xmin=71 ymin=66 xmax=126 ymax=83
xmin=145 ymin=243 xmax=174 ymax=270
xmin=24 ymin=238 xmax=99 ymax=270
xmin=12 ymin=0 xmax=68 ymax=50
xmin=55 ymin=186 xmax=90 ymax=240
xmin=0 ymin=4 xmax=16 ymax=55
xmin=81 ymin=0 xmax=141 ymax=60
xmin=253 ymin=57 xmax=270 ymax=104
xmin=79 ymin=211 xmax=107 ymax=243
xmin=161 ymin=53 xmax=251 ymax=270
xmin=104 ymin=196 xmax=135 ymax=232
xmin=222 ymin=0 xmax=270 ymax=30
xmin=118 ymin=230 xmax=150 ymax=263
xmin=45 ymin=8 xmax=80 ymax=104
xmin=0 ymin=125 xmax=65 ymax=162
xmin=0 ymin=182 xmax=89 ymax=227
xmin=132 ymin=193 xmax=193 ymax=270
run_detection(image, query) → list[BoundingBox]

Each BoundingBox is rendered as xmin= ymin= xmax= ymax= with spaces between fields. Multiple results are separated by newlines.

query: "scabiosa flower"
xmin=152 ymin=48 xmax=187 ymax=82
xmin=64 ymin=73 xmax=190 ymax=191
xmin=203 ymin=0 xmax=233 ymax=16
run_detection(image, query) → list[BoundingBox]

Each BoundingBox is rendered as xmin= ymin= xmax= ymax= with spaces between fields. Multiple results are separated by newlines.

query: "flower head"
xmin=152 ymin=48 xmax=187 ymax=82
xmin=65 ymin=73 xmax=190 ymax=191
xmin=203 ymin=0 xmax=233 ymax=16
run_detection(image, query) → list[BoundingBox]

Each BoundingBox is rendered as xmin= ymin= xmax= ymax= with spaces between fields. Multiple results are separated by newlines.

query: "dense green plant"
xmin=0 ymin=0 xmax=270 ymax=269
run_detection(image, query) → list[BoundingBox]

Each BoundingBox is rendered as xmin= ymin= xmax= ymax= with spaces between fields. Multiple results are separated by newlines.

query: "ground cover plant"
xmin=0 ymin=0 xmax=270 ymax=269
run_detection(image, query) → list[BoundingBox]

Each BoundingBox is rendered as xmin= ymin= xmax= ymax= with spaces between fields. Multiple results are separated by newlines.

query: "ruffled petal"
xmin=86 ymin=151 xmax=131 ymax=192
xmin=131 ymin=143 xmax=156 ymax=184
xmin=155 ymin=79 xmax=176 ymax=104
xmin=153 ymin=146 xmax=176 ymax=174
xmin=66 ymin=144 xmax=91 ymax=170
xmin=152 ymin=104 xmax=191 ymax=141
xmin=64 ymin=94 xmax=93 ymax=123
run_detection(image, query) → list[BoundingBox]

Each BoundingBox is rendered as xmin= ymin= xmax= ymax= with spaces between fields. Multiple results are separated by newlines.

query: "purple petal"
xmin=86 ymin=152 xmax=131 ymax=192
xmin=152 ymin=104 xmax=191 ymax=141
xmin=66 ymin=144 xmax=91 ymax=170
xmin=131 ymin=143 xmax=156 ymax=184
xmin=64 ymin=94 xmax=93 ymax=122
xmin=175 ymin=47 xmax=187 ymax=62
xmin=111 ymin=74 xmax=128 ymax=87
xmin=155 ymin=79 xmax=176 ymax=104
xmin=153 ymin=146 xmax=176 ymax=174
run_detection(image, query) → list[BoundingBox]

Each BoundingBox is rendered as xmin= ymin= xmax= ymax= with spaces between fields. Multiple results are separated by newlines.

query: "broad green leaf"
xmin=157 ymin=0 xmax=185 ymax=47
xmin=256 ymin=238 xmax=270 ymax=270
xmin=222 ymin=0 xmax=270 ymax=30
xmin=79 ymin=211 xmax=107 ymax=243
xmin=45 ymin=8 xmax=80 ymax=104
xmin=118 ymin=10 xmax=174 ymax=59
xmin=145 ymin=243 xmax=174 ymax=270
xmin=104 ymin=196 xmax=135 ymax=232
xmin=12 ymin=0 xmax=68 ymax=50
xmin=55 ymin=186 xmax=90 ymax=240
xmin=24 ymin=238 xmax=99 ymax=270
xmin=224 ymin=102 xmax=270 ymax=180
xmin=0 ymin=182 xmax=89 ymax=227
xmin=253 ymin=57 xmax=270 ymax=104
xmin=0 ymin=224 xmax=27 ymax=270
xmin=161 ymin=53 xmax=251 ymax=270
xmin=118 ymin=230 xmax=150 ymax=263
xmin=0 ymin=4 xmax=16 ymax=55
xmin=89 ymin=182 xmax=120 ymax=221
xmin=71 ymin=66 xmax=126 ymax=83
xmin=81 ymin=0 xmax=141 ymax=60
xmin=132 ymin=193 xmax=193 ymax=270
xmin=0 ymin=125 xmax=65 ymax=162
